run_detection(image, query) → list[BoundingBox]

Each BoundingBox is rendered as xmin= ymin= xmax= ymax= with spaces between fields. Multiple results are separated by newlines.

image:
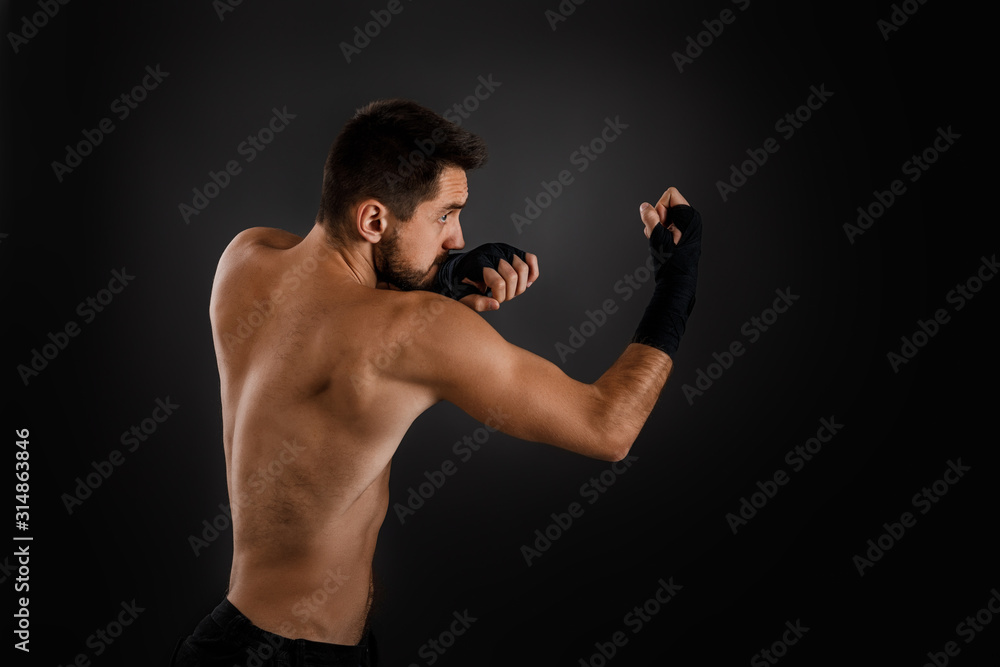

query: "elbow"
xmin=590 ymin=429 xmax=634 ymax=462
xmin=602 ymin=438 xmax=634 ymax=463
xmin=591 ymin=393 xmax=637 ymax=462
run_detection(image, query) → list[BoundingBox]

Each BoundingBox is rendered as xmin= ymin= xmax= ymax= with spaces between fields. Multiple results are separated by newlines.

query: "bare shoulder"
xmin=223 ymin=226 xmax=303 ymax=259
xmin=211 ymin=227 xmax=302 ymax=316
xmin=402 ymin=289 xmax=497 ymax=345
xmin=390 ymin=288 xmax=510 ymax=385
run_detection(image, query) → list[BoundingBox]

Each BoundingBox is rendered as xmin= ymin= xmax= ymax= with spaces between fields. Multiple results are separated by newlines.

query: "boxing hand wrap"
xmin=433 ymin=242 xmax=528 ymax=301
xmin=630 ymin=204 xmax=703 ymax=357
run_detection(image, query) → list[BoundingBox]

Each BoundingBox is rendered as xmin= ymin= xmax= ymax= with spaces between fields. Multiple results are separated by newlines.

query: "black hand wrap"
xmin=434 ymin=242 xmax=528 ymax=301
xmin=630 ymin=204 xmax=703 ymax=357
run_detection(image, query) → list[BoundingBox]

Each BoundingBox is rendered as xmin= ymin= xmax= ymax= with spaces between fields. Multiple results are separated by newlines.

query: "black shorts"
xmin=170 ymin=596 xmax=377 ymax=666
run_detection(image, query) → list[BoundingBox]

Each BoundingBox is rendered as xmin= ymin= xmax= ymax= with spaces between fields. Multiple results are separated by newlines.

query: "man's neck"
xmin=301 ymin=223 xmax=378 ymax=289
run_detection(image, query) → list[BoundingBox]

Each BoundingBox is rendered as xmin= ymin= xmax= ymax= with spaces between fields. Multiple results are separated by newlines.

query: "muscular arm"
xmin=398 ymin=295 xmax=672 ymax=462
xmin=396 ymin=187 xmax=698 ymax=461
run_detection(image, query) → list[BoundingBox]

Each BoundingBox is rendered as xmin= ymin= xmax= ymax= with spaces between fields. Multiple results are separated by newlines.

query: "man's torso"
xmin=209 ymin=227 xmax=439 ymax=644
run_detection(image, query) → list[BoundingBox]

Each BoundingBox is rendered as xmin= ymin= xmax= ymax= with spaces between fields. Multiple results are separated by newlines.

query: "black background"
xmin=3 ymin=1 xmax=997 ymax=665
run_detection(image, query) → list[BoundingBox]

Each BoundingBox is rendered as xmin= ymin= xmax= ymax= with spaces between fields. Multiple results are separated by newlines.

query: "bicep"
xmin=405 ymin=296 xmax=614 ymax=460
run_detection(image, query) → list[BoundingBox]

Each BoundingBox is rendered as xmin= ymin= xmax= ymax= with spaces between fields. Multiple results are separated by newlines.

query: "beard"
xmin=373 ymin=225 xmax=448 ymax=291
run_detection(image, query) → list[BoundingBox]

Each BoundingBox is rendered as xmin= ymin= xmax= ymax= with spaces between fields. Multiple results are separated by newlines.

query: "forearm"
xmin=589 ymin=197 xmax=701 ymax=457
xmin=592 ymin=343 xmax=673 ymax=458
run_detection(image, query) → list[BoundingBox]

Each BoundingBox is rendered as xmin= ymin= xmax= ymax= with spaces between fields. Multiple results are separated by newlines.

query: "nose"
xmin=445 ymin=220 xmax=465 ymax=251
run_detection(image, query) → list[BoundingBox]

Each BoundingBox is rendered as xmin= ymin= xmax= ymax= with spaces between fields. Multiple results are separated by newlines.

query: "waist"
xmin=209 ymin=595 xmax=372 ymax=657
xmin=228 ymin=556 xmax=375 ymax=645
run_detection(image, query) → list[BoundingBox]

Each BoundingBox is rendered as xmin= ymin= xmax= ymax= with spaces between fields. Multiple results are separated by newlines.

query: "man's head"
xmin=316 ymin=99 xmax=488 ymax=290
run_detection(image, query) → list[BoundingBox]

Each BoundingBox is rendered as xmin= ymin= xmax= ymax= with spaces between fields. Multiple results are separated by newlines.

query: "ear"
xmin=354 ymin=199 xmax=390 ymax=244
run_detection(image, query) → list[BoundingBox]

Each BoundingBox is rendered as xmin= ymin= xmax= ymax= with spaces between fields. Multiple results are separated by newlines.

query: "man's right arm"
xmin=395 ymin=187 xmax=701 ymax=462
xmin=397 ymin=293 xmax=672 ymax=462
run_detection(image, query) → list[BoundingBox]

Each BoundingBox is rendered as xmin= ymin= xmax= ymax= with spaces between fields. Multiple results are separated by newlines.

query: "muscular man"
xmin=171 ymin=99 xmax=701 ymax=666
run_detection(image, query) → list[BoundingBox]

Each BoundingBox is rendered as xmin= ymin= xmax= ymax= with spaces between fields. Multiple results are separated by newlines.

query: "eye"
xmin=439 ymin=213 xmax=449 ymax=222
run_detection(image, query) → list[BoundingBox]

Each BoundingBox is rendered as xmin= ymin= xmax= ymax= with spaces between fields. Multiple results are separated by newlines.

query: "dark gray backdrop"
xmin=3 ymin=1 xmax=996 ymax=665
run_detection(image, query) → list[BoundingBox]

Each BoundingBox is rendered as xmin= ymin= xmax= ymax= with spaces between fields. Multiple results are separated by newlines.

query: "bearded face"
xmin=373 ymin=222 xmax=450 ymax=292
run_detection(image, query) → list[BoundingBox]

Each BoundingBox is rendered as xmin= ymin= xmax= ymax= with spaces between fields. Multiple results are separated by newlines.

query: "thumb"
xmin=459 ymin=293 xmax=500 ymax=312
xmin=639 ymin=202 xmax=662 ymax=238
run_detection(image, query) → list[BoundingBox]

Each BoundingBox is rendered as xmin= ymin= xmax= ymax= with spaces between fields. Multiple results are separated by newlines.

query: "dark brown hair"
xmin=317 ymin=99 xmax=488 ymax=244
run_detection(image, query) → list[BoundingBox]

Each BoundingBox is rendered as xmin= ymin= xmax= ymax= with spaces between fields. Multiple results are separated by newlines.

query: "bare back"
xmin=209 ymin=227 xmax=439 ymax=645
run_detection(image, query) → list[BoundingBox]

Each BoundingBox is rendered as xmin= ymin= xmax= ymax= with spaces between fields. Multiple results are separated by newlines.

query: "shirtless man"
xmin=171 ymin=99 xmax=702 ymax=666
